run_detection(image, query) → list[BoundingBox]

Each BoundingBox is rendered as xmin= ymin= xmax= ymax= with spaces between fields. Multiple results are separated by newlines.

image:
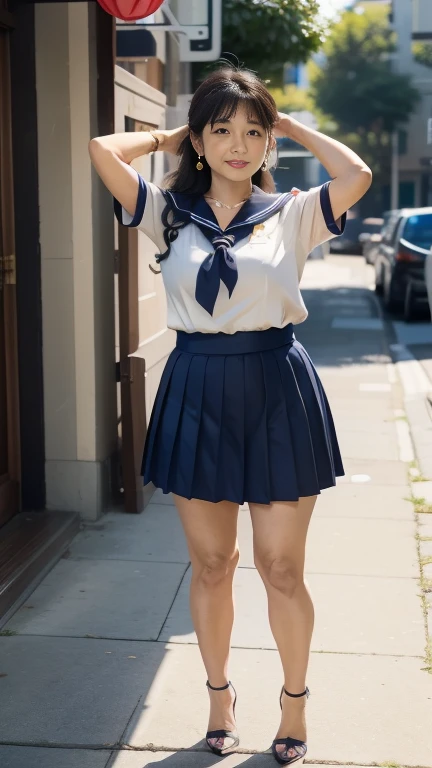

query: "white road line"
xmin=350 ymin=474 xmax=372 ymax=483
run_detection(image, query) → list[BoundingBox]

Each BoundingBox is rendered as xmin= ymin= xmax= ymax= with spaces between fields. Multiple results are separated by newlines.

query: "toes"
xmin=275 ymin=744 xmax=304 ymax=760
xmin=208 ymin=737 xmax=224 ymax=750
xmin=208 ymin=736 xmax=236 ymax=753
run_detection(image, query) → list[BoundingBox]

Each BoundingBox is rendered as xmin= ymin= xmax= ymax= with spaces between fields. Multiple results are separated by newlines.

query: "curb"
xmin=369 ymin=288 xmax=432 ymax=671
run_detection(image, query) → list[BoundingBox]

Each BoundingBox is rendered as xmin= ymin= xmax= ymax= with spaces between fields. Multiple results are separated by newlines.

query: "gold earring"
xmin=261 ymin=155 xmax=269 ymax=171
xmin=196 ymin=154 xmax=204 ymax=171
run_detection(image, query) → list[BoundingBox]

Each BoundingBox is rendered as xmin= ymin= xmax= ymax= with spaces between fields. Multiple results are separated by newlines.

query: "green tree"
xmin=309 ymin=7 xmax=420 ymax=210
xmin=413 ymin=42 xmax=432 ymax=69
xmin=268 ymin=84 xmax=315 ymax=113
xmin=221 ymin=0 xmax=326 ymax=85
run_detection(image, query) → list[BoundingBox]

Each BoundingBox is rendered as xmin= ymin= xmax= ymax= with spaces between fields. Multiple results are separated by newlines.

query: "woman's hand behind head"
xmin=161 ymin=125 xmax=190 ymax=155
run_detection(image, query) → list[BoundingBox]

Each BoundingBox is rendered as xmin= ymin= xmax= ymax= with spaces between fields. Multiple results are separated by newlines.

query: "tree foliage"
xmin=309 ymin=8 xmax=420 ymax=136
xmin=413 ymin=42 xmax=432 ymax=69
xmin=308 ymin=7 xmax=420 ymax=212
xmin=221 ymin=0 xmax=326 ymax=85
xmin=268 ymin=84 xmax=315 ymax=113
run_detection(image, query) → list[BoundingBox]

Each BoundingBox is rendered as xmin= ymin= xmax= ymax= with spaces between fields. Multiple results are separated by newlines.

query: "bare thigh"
xmin=249 ymin=496 xmax=317 ymax=577
xmin=172 ymin=495 xmax=239 ymax=569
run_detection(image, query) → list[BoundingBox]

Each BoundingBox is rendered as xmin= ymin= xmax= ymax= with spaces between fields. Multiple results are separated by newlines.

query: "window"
xmin=382 ymin=214 xmax=401 ymax=244
xmin=402 ymin=213 xmax=432 ymax=249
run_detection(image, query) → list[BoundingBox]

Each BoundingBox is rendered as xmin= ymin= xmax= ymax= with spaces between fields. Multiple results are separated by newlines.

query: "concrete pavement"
xmin=1 ymin=255 xmax=431 ymax=768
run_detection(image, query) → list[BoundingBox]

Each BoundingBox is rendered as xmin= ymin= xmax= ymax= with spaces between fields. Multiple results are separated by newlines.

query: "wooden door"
xmin=0 ymin=15 xmax=21 ymax=527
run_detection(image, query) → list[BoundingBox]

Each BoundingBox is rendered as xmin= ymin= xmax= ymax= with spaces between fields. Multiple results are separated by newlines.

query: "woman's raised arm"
xmin=275 ymin=113 xmax=372 ymax=220
xmin=88 ymin=126 xmax=189 ymax=217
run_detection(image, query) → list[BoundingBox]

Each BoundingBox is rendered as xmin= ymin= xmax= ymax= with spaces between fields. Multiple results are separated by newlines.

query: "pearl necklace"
xmin=204 ymin=195 xmax=250 ymax=210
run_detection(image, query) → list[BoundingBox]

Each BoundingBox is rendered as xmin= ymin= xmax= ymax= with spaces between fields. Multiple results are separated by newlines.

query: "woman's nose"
xmin=230 ymin=135 xmax=248 ymax=154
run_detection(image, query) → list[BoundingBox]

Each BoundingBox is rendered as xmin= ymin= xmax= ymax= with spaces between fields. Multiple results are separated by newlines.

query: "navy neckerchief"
xmin=164 ymin=185 xmax=293 ymax=316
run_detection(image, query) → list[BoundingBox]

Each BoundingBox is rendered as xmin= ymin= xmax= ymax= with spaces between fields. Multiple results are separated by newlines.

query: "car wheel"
xmin=403 ymin=281 xmax=418 ymax=322
xmin=374 ymin=264 xmax=384 ymax=295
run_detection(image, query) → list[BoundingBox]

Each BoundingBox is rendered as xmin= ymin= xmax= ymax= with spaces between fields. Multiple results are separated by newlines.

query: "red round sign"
xmin=97 ymin=0 xmax=165 ymax=22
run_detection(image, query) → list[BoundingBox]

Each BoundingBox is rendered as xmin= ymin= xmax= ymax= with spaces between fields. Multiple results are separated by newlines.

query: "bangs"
xmin=207 ymin=87 xmax=272 ymax=131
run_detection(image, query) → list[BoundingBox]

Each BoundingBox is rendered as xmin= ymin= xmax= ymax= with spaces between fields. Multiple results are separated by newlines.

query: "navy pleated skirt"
xmin=142 ymin=325 xmax=344 ymax=504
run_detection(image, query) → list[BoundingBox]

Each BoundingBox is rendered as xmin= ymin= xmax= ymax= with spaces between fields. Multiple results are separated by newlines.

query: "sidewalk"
xmin=1 ymin=255 xmax=432 ymax=768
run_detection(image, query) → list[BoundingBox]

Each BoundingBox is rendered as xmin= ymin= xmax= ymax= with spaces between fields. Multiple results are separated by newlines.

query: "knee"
xmin=195 ymin=549 xmax=239 ymax=588
xmin=256 ymin=554 xmax=303 ymax=597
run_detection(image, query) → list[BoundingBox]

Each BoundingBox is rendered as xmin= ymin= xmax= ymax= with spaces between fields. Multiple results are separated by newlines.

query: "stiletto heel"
xmin=205 ymin=680 xmax=239 ymax=756
xmin=271 ymin=686 xmax=310 ymax=765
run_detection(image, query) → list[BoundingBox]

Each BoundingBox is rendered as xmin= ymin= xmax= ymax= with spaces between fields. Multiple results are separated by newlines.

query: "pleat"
xmin=275 ymin=350 xmax=321 ymax=497
xmin=191 ymin=355 xmax=226 ymax=502
xmin=217 ymin=354 xmax=245 ymax=503
xmin=167 ymin=354 xmax=208 ymax=499
xmin=243 ymin=352 xmax=270 ymax=503
xmin=151 ymin=352 xmax=193 ymax=492
xmin=314 ymin=374 xmax=344 ymax=476
xmin=287 ymin=342 xmax=338 ymax=488
xmin=142 ymin=331 xmax=344 ymax=503
xmin=292 ymin=344 xmax=334 ymax=476
xmin=262 ymin=350 xmax=299 ymax=501
xmin=142 ymin=348 xmax=182 ymax=483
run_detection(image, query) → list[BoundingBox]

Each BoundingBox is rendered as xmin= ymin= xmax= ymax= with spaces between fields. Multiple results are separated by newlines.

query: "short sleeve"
xmin=113 ymin=170 xmax=167 ymax=253
xmin=284 ymin=181 xmax=346 ymax=277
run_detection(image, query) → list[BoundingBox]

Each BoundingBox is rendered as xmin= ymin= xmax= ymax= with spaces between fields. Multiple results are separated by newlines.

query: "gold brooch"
xmin=252 ymin=223 xmax=265 ymax=237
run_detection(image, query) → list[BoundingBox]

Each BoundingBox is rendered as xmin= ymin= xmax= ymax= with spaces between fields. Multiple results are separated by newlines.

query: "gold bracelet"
xmin=149 ymin=132 xmax=160 ymax=153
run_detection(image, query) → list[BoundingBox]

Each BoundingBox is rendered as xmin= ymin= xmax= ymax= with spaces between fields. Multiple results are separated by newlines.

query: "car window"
xmin=382 ymin=215 xmax=401 ymax=244
xmin=394 ymin=218 xmax=406 ymax=244
xmin=380 ymin=211 xmax=394 ymax=233
xmin=402 ymin=213 xmax=432 ymax=250
xmin=362 ymin=222 xmax=382 ymax=234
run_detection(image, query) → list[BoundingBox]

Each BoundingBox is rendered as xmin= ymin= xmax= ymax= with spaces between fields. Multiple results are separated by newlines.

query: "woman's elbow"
xmin=359 ymin=165 xmax=373 ymax=190
xmin=88 ymin=137 xmax=103 ymax=161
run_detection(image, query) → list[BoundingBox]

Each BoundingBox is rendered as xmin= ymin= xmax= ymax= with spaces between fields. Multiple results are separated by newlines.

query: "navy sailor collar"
xmin=162 ymin=185 xmax=294 ymax=316
xmin=164 ymin=184 xmax=293 ymax=242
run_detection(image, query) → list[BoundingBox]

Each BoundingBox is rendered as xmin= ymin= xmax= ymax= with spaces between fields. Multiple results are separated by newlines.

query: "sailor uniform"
xmin=114 ymin=173 xmax=347 ymax=504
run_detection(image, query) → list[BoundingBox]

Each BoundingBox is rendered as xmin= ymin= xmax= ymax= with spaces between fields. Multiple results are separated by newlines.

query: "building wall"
xmin=392 ymin=0 xmax=432 ymax=201
xmin=35 ymin=2 xmax=117 ymax=520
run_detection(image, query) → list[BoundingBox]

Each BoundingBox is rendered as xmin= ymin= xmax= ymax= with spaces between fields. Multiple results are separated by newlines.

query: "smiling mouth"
xmin=226 ymin=160 xmax=249 ymax=168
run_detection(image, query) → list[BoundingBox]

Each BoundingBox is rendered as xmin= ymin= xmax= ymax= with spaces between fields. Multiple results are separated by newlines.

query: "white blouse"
xmin=114 ymin=172 xmax=346 ymax=335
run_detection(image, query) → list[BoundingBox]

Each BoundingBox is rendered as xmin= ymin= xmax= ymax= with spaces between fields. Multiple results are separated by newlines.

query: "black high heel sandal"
xmin=271 ymin=686 xmax=310 ymax=765
xmin=205 ymin=680 xmax=239 ymax=756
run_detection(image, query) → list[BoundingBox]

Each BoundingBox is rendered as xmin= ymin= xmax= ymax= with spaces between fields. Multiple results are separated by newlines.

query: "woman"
xmin=89 ymin=67 xmax=371 ymax=765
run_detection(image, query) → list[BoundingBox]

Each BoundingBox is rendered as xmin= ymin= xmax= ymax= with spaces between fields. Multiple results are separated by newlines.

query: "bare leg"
xmin=249 ymin=495 xmax=317 ymax=760
xmin=173 ymin=494 xmax=239 ymax=753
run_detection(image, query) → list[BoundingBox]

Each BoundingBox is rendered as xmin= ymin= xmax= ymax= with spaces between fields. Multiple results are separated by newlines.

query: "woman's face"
xmin=193 ymin=103 xmax=273 ymax=183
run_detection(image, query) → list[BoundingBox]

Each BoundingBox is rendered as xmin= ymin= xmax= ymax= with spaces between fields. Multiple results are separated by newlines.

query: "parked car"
xmin=329 ymin=216 xmax=364 ymax=254
xmin=360 ymin=214 xmax=392 ymax=264
xmin=331 ymin=215 xmax=388 ymax=256
xmin=374 ymin=207 xmax=432 ymax=320
xmin=426 ymin=246 xmax=432 ymax=322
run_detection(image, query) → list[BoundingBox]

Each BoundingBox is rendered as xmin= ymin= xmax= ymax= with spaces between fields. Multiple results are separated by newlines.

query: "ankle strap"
xmin=283 ymin=686 xmax=310 ymax=698
xmin=206 ymin=680 xmax=230 ymax=691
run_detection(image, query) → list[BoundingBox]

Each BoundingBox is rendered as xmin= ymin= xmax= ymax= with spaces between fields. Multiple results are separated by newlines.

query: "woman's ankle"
xmin=207 ymin=678 xmax=230 ymax=689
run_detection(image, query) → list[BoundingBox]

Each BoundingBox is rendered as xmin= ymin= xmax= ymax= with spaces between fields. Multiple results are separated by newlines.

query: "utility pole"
xmin=391 ymin=129 xmax=399 ymax=210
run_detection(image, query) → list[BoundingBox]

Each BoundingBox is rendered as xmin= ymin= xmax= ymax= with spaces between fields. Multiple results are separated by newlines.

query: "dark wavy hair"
xmin=164 ymin=67 xmax=278 ymax=195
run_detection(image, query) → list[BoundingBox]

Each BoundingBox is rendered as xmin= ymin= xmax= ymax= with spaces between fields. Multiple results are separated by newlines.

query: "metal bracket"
xmin=117 ymin=358 xmax=133 ymax=383
xmin=0 ymin=253 xmax=16 ymax=287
